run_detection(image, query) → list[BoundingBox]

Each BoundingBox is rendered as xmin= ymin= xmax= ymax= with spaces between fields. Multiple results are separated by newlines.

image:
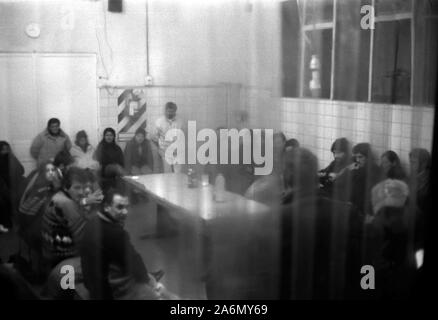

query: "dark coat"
xmin=94 ymin=141 xmax=124 ymax=176
xmin=123 ymin=138 xmax=154 ymax=173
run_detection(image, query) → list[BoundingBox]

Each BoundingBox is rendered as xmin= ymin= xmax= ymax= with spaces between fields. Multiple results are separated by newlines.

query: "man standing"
xmin=80 ymin=188 xmax=176 ymax=300
xmin=153 ymin=102 xmax=183 ymax=173
xmin=30 ymin=118 xmax=72 ymax=167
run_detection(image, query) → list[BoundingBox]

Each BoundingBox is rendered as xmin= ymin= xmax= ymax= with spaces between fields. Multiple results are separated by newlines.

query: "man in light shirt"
xmin=153 ymin=102 xmax=183 ymax=173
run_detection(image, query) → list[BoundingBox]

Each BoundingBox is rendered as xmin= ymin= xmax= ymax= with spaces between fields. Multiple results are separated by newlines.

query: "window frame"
xmin=289 ymin=0 xmax=436 ymax=106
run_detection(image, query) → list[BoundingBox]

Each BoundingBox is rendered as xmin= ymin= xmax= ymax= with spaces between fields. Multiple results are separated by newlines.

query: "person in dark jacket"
xmin=94 ymin=128 xmax=125 ymax=186
xmin=318 ymin=137 xmax=352 ymax=195
xmin=333 ymin=143 xmax=381 ymax=216
xmin=0 ymin=141 xmax=25 ymax=232
xmin=280 ymin=148 xmax=363 ymax=299
xmin=124 ymin=128 xmax=154 ymax=175
xmin=380 ymin=150 xmax=406 ymax=181
xmin=79 ymin=188 xmax=176 ymax=300
xmin=366 ymin=179 xmax=418 ymax=299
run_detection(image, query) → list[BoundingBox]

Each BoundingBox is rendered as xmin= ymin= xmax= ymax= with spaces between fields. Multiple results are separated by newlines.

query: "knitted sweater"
xmin=41 ymin=190 xmax=90 ymax=266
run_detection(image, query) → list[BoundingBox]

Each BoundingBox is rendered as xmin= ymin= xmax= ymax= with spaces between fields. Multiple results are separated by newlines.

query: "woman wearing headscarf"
xmin=70 ymin=130 xmax=100 ymax=172
xmin=0 ymin=141 xmax=25 ymax=232
xmin=93 ymin=128 xmax=125 ymax=184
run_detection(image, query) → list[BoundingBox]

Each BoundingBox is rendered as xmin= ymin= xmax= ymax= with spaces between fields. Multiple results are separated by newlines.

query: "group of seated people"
xmin=0 ymin=115 xmax=432 ymax=299
xmin=0 ymin=118 xmax=176 ymax=299
xmin=231 ymin=134 xmax=429 ymax=299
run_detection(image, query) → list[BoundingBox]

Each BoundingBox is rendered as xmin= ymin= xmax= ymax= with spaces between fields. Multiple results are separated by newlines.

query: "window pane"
xmin=303 ymin=29 xmax=332 ymax=99
xmin=333 ymin=0 xmax=370 ymax=102
xmin=304 ymin=0 xmax=334 ymax=25
xmin=375 ymin=0 xmax=411 ymax=16
xmin=281 ymin=0 xmax=301 ymax=98
xmin=372 ymin=20 xmax=411 ymax=104
xmin=413 ymin=2 xmax=438 ymax=105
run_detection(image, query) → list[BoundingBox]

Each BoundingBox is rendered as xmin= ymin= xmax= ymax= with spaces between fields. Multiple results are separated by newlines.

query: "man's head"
xmin=62 ymin=167 xmax=87 ymax=203
xmin=0 ymin=141 xmax=10 ymax=155
xmin=285 ymin=138 xmax=299 ymax=152
xmin=283 ymin=147 xmax=319 ymax=192
xmin=352 ymin=143 xmax=372 ymax=168
xmin=165 ymin=102 xmax=177 ymax=120
xmin=102 ymin=188 xmax=130 ymax=225
xmin=134 ymin=128 xmax=146 ymax=144
xmin=409 ymin=148 xmax=430 ymax=175
xmin=380 ymin=150 xmax=401 ymax=175
xmin=47 ymin=118 xmax=61 ymax=136
xmin=331 ymin=138 xmax=350 ymax=163
xmin=54 ymin=150 xmax=74 ymax=173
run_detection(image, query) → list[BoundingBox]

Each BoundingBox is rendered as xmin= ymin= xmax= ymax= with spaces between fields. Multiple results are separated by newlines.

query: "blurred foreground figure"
xmin=80 ymin=188 xmax=178 ymax=300
xmin=0 ymin=141 xmax=25 ymax=232
xmin=280 ymin=148 xmax=363 ymax=299
xmin=409 ymin=148 xmax=430 ymax=214
xmin=366 ymin=179 xmax=419 ymax=298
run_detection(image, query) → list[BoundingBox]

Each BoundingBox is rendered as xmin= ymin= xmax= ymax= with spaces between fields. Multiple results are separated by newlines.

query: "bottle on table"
xmin=214 ymin=173 xmax=226 ymax=202
xmin=187 ymin=167 xmax=198 ymax=188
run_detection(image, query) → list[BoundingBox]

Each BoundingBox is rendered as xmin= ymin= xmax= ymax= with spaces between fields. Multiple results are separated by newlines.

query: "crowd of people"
xmin=0 ymin=103 xmax=181 ymax=299
xmin=0 ymin=100 xmax=432 ymax=299
xmin=239 ymin=135 xmax=430 ymax=299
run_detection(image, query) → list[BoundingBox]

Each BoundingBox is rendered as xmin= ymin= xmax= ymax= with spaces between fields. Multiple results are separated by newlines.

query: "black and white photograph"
xmin=0 ymin=0 xmax=436 ymax=304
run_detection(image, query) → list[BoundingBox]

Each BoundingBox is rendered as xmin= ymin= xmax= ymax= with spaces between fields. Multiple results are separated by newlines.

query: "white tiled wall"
xmin=279 ymin=98 xmax=434 ymax=172
xmin=99 ymin=85 xmax=435 ymax=174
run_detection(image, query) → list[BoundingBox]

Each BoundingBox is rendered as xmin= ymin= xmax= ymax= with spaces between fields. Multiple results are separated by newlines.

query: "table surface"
xmin=124 ymin=173 xmax=270 ymax=221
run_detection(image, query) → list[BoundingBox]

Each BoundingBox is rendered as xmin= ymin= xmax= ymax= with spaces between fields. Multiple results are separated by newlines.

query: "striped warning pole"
xmin=117 ymin=89 xmax=147 ymax=141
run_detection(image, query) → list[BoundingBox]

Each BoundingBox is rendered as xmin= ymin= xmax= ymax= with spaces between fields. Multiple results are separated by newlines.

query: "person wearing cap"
xmin=124 ymin=128 xmax=154 ymax=175
xmin=366 ymin=179 xmax=418 ymax=298
xmin=30 ymin=118 xmax=72 ymax=167
xmin=70 ymin=130 xmax=100 ymax=172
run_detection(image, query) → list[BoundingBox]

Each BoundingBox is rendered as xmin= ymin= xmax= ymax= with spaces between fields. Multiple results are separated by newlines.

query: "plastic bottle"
xmin=214 ymin=173 xmax=226 ymax=202
xmin=187 ymin=167 xmax=197 ymax=188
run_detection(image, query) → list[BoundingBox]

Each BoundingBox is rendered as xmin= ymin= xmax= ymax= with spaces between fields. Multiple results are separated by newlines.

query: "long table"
xmin=123 ymin=173 xmax=276 ymax=299
xmin=123 ymin=173 xmax=270 ymax=222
